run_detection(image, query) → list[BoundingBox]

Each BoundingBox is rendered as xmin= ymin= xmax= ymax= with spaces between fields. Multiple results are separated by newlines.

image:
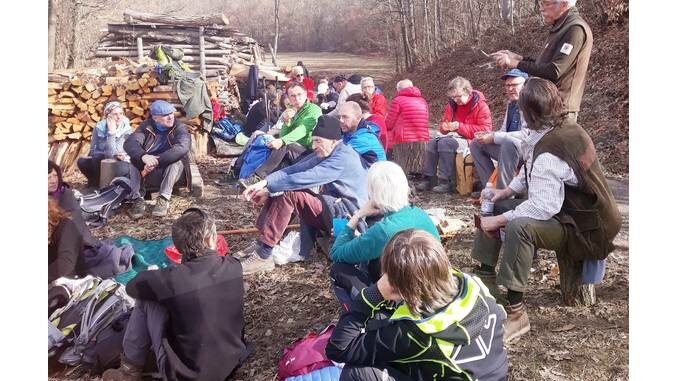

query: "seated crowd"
xmin=48 ymin=62 xmax=620 ymax=381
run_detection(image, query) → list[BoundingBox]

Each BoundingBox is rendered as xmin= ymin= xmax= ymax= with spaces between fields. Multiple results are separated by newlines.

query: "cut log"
xmin=70 ymin=78 xmax=82 ymax=87
xmin=81 ymin=90 xmax=92 ymax=100
xmin=141 ymin=92 xmax=174 ymax=100
xmin=131 ymin=106 xmax=145 ymax=116
xmin=84 ymin=82 xmax=96 ymax=92
xmin=106 ymin=76 xmax=129 ymax=85
xmin=102 ymin=85 xmax=113 ymax=95
xmin=60 ymin=91 xmax=75 ymax=98
xmin=123 ymin=9 xmax=229 ymax=26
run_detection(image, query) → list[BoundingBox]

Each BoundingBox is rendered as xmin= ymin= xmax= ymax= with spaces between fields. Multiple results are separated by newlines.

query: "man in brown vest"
xmin=491 ymin=0 xmax=593 ymax=120
xmin=470 ymin=78 xmax=621 ymax=343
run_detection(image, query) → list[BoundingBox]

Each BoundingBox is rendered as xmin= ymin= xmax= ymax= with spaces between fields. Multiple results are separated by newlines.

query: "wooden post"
xmin=99 ymin=158 xmax=118 ymax=188
xmin=199 ymin=26 xmax=206 ymax=78
xmin=136 ymin=37 xmax=143 ymax=61
xmin=557 ymin=253 xmax=596 ymax=306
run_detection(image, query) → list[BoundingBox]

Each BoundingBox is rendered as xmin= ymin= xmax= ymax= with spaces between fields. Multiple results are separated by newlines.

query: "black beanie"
xmin=312 ymin=115 xmax=342 ymax=140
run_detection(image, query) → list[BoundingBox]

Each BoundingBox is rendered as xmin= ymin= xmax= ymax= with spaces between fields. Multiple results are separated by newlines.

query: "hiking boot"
xmin=101 ymin=357 xmax=142 ymax=381
xmin=152 ymin=196 xmax=170 ymax=217
xmin=129 ymin=198 xmax=146 ymax=219
xmin=240 ymin=253 xmax=275 ymax=275
xmin=415 ymin=179 xmax=433 ymax=191
xmin=432 ymin=181 xmax=453 ymax=193
xmin=504 ymin=305 xmax=531 ymax=343
xmin=215 ymin=168 xmax=238 ymax=187
xmin=233 ymin=242 xmax=258 ymax=259
xmin=473 ymin=269 xmax=508 ymax=306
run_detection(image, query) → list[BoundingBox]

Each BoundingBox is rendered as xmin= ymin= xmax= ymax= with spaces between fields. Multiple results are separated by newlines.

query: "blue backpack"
xmin=211 ymin=118 xmax=242 ymax=142
xmin=239 ymin=135 xmax=273 ymax=179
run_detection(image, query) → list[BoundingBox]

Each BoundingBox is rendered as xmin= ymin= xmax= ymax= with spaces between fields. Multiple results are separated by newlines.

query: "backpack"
xmin=278 ymin=325 xmax=335 ymax=381
xmin=50 ymin=277 xmax=134 ymax=375
xmin=77 ymin=177 xmax=132 ymax=228
xmin=211 ymin=117 xmax=243 ymax=142
xmin=239 ymin=135 xmax=273 ymax=179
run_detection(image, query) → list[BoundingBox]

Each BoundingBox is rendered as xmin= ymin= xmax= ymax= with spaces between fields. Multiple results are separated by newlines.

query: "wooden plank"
xmin=141 ymin=92 xmax=174 ymax=100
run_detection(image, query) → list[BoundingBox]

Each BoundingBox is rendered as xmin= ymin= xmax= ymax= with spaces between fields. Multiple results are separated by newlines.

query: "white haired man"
xmin=285 ymin=65 xmax=315 ymax=100
xmin=470 ymin=69 xmax=529 ymax=189
xmin=360 ymin=77 xmax=387 ymax=118
xmin=491 ymin=0 xmax=592 ymax=121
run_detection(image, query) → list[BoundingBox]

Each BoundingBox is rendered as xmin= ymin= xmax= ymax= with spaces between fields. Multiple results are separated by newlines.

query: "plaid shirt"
xmin=503 ymin=127 xmax=578 ymax=221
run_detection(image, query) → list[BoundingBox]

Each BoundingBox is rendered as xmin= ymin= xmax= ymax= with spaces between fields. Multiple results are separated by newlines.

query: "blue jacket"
xmin=266 ymin=141 xmax=368 ymax=214
xmin=89 ymin=118 xmax=133 ymax=160
xmin=342 ymin=119 xmax=386 ymax=166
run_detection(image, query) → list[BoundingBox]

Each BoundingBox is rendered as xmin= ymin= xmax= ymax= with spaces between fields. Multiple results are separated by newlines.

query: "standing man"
xmin=491 ymin=0 xmax=592 ymax=120
xmin=470 ymin=69 xmax=529 ymax=189
xmin=124 ymin=100 xmax=192 ymax=218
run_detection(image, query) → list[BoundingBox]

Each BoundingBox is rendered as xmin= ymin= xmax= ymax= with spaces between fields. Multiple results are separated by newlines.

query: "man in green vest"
xmin=471 ymin=78 xmax=621 ymax=343
xmin=491 ymin=0 xmax=593 ymax=121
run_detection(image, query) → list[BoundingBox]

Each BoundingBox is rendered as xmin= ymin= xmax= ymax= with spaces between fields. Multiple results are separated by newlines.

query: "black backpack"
xmin=49 ymin=278 xmax=134 ymax=375
xmin=77 ymin=177 xmax=132 ymax=228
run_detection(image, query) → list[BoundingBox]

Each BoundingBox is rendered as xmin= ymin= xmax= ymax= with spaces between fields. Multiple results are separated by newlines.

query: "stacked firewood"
xmin=94 ymin=10 xmax=263 ymax=79
xmin=47 ymin=59 xmax=241 ymax=173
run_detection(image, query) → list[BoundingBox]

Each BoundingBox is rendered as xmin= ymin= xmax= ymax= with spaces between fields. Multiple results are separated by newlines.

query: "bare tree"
xmin=272 ymin=0 xmax=280 ymax=66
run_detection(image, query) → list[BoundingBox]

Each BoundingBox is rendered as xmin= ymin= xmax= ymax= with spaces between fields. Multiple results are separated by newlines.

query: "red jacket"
xmin=441 ymin=90 xmax=492 ymax=142
xmin=385 ymin=87 xmax=430 ymax=148
xmin=367 ymin=113 xmax=388 ymax=150
xmin=285 ymin=77 xmax=315 ymax=101
xmin=369 ymin=93 xmax=387 ymax=118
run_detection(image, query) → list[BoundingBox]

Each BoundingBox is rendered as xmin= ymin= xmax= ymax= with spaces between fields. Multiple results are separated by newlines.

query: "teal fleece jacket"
xmin=330 ymin=206 xmax=440 ymax=264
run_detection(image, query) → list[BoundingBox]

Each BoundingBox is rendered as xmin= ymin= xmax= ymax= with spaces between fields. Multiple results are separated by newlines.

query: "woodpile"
xmin=94 ymin=10 xmax=264 ymax=80
xmin=48 ymin=58 xmax=242 ymax=173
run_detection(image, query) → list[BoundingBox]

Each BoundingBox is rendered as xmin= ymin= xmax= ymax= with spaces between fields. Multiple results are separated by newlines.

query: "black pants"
xmin=330 ymin=262 xmax=378 ymax=311
xmin=254 ymin=142 xmax=310 ymax=178
xmin=77 ymin=155 xmax=133 ymax=188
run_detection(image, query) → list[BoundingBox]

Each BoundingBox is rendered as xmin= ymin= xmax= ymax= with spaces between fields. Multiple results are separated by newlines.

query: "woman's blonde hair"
xmin=381 ymin=229 xmax=459 ymax=315
xmin=367 ymin=161 xmax=410 ymax=213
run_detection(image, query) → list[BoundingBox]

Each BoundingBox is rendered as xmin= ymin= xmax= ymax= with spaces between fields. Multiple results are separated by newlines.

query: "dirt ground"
xmin=52 ymin=159 xmax=629 ymax=380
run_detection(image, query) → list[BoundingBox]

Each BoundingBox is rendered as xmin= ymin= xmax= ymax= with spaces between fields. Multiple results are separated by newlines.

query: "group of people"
xmin=49 ymin=1 xmax=623 ymax=380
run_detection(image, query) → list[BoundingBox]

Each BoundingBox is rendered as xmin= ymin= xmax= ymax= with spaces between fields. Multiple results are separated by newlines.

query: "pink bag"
xmin=278 ymin=325 xmax=335 ymax=380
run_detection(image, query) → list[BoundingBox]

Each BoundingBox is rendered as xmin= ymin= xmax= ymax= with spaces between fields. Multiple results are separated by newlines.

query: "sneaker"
xmin=415 ymin=179 xmax=433 ymax=191
xmin=129 ymin=198 xmax=146 ymax=219
xmin=233 ymin=242 xmax=258 ymax=259
xmin=238 ymin=174 xmax=263 ymax=189
xmin=240 ymin=253 xmax=275 ymax=275
xmin=101 ymin=357 xmax=142 ymax=381
xmin=152 ymin=196 xmax=170 ymax=217
xmin=504 ymin=306 xmax=531 ymax=342
xmin=432 ymin=181 xmax=453 ymax=193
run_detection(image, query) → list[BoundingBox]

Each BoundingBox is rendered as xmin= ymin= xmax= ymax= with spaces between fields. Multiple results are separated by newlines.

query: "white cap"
xmin=317 ymin=83 xmax=329 ymax=94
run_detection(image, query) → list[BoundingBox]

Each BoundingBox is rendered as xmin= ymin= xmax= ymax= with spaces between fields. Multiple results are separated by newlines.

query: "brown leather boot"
xmin=504 ymin=304 xmax=531 ymax=343
xmin=101 ymin=356 xmax=143 ymax=381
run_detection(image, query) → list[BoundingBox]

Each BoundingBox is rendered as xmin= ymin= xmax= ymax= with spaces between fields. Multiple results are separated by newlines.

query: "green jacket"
xmin=280 ymin=101 xmax=322 ymax=148
xmin=330 ymin=206 xmax=439 ymax=264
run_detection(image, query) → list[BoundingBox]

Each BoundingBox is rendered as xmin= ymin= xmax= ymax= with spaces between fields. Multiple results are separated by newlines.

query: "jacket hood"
xmin=397 ymin=86 xmax=422 ymax=98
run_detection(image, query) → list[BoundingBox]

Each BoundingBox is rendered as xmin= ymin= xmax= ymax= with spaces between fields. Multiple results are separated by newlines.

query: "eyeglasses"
xmin=504 ymin=82 xmax=524 ymax=89
xmin=295 ymin=74 xmax=304 ymax=78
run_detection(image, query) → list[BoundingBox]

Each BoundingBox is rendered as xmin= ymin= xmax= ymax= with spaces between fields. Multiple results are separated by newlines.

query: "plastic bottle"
xmin=480 ymin=182 xmax=495 ymax=216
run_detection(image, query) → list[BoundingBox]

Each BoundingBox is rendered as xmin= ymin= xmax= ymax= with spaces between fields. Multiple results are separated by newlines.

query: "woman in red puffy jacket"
xmin=384 ymin=79 xmax=430 ymax=175
xmin=415 ymin=77 xmax=492 ymax=194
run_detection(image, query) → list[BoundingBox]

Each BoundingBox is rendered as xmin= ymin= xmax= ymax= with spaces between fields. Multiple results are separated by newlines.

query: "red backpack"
xmin=278 ymin=325 xmax=335 ymax=380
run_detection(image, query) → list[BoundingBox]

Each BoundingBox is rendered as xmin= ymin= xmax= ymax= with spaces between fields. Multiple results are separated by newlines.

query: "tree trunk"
xmin=123 ymin=9 xmax=229 ymax=26
xmin=407 ymin=0 xmax=419 ymax=65
xmin=432 ymin=0 xmax=441 ymax=58
xmin=68 ymin=0 xmax=82 ymax=68
xmin=387 ymin=0 xmax=401 ymax=73
xmin=557 ymin=252 xmax=597 ymax=306
xmin=423 ymin=0 xmax=433 ymax=64
xmin=272 ymin=0 xmax=280 ymax=66
xmin=48 ymin=0 xmax=56 ymax=71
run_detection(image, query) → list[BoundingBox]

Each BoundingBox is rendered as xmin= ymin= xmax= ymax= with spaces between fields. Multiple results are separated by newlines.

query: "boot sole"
xmin=505 ymin=323 xmax=531 ymax=343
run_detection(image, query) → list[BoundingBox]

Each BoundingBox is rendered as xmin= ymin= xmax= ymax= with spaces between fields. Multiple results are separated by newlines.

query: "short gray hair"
xmin=360 ymin=77 xmax=375 ymax=87
xmin=447 ymin=76 xmax=472 ymax=94
xmin=396 ymin=79 xmax=413 ymax=92
xmin=292 ymin=66 xmax=304 ymax=75
xmin=564 ymin=0 xmax=577 ymax=7
xmin=367 ymin=161 xmax=410 ymax=213
xmin=172 ymin=209 xmax=217 ymax=261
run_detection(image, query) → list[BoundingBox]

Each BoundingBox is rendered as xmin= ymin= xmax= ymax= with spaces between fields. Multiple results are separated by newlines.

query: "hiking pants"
xmin=340 ymin=366 xmax=414 ymax=381
xmin=77 ymin=155 xmax=132 ymax=188
xmin=330 ymin=263 xmax=373 ymax=311
xmin=140 ymin=161 xmax=184 ymax=200
xmin=255 ymin=191 xmax=330 ymax=259
xmin=469 ymin=139 xmax=520 ymax=189
xmin=470 ymin=199 xmax=566 ymax=293
xmin=123 ymin=299 xmax=169 ymax=379
xmin=423 ymin=136 xmax=466 ymax=182
xmin=254 ymin=142 xmax=309 ymax=179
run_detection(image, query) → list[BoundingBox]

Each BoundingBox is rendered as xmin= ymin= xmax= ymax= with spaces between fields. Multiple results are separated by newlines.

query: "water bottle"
xmin=480 ymin=182 xmax=495 ymax=216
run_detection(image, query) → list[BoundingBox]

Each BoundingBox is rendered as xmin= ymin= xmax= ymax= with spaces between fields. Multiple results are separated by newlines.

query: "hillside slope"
xmin=382 ymin=17 xmax=629 ymax=176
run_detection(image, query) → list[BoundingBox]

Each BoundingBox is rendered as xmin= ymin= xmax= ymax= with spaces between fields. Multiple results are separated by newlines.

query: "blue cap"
xmin=501 ymin=69 xmax=528 ymax=81
xmin=149 ymin=100 xmax=177 ymax=116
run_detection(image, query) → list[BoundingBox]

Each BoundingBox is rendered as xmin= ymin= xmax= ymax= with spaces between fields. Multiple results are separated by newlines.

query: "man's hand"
xmin=448 ymin=121 xmax=460 ymax=132
xmin=474 ymin=131 xmax=494 ymax=145
xmin=377 ymin=274 xmax=402 ymax=302
xmin=320 ymin=102 xmax=329 ymax=110
xmin=115 ymin=153 xmax=126 ymax=161
xmin=282 ymin=108 xmax=296 ymax=123
xmin=252 ymin=130 xmax=265 ymax=137
xmin=490 ymin=187 xmax=514 ymax=203
xmin=250 ymin=189 xmax=269 ymax=207
xmin=440 ymin=121 xmax=451 ymax=132
xmin=242 ymin=179 xmax=268 ymax=202
xmin=490 ymin=50 xmax=521 ymax=70
xmin=267 ymin=138 xmax=284 ymax=150
xmin=142 ymin=154 xmax=159 ymax=167
xmin=480 ymin=215 xmax=507 ymax=234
